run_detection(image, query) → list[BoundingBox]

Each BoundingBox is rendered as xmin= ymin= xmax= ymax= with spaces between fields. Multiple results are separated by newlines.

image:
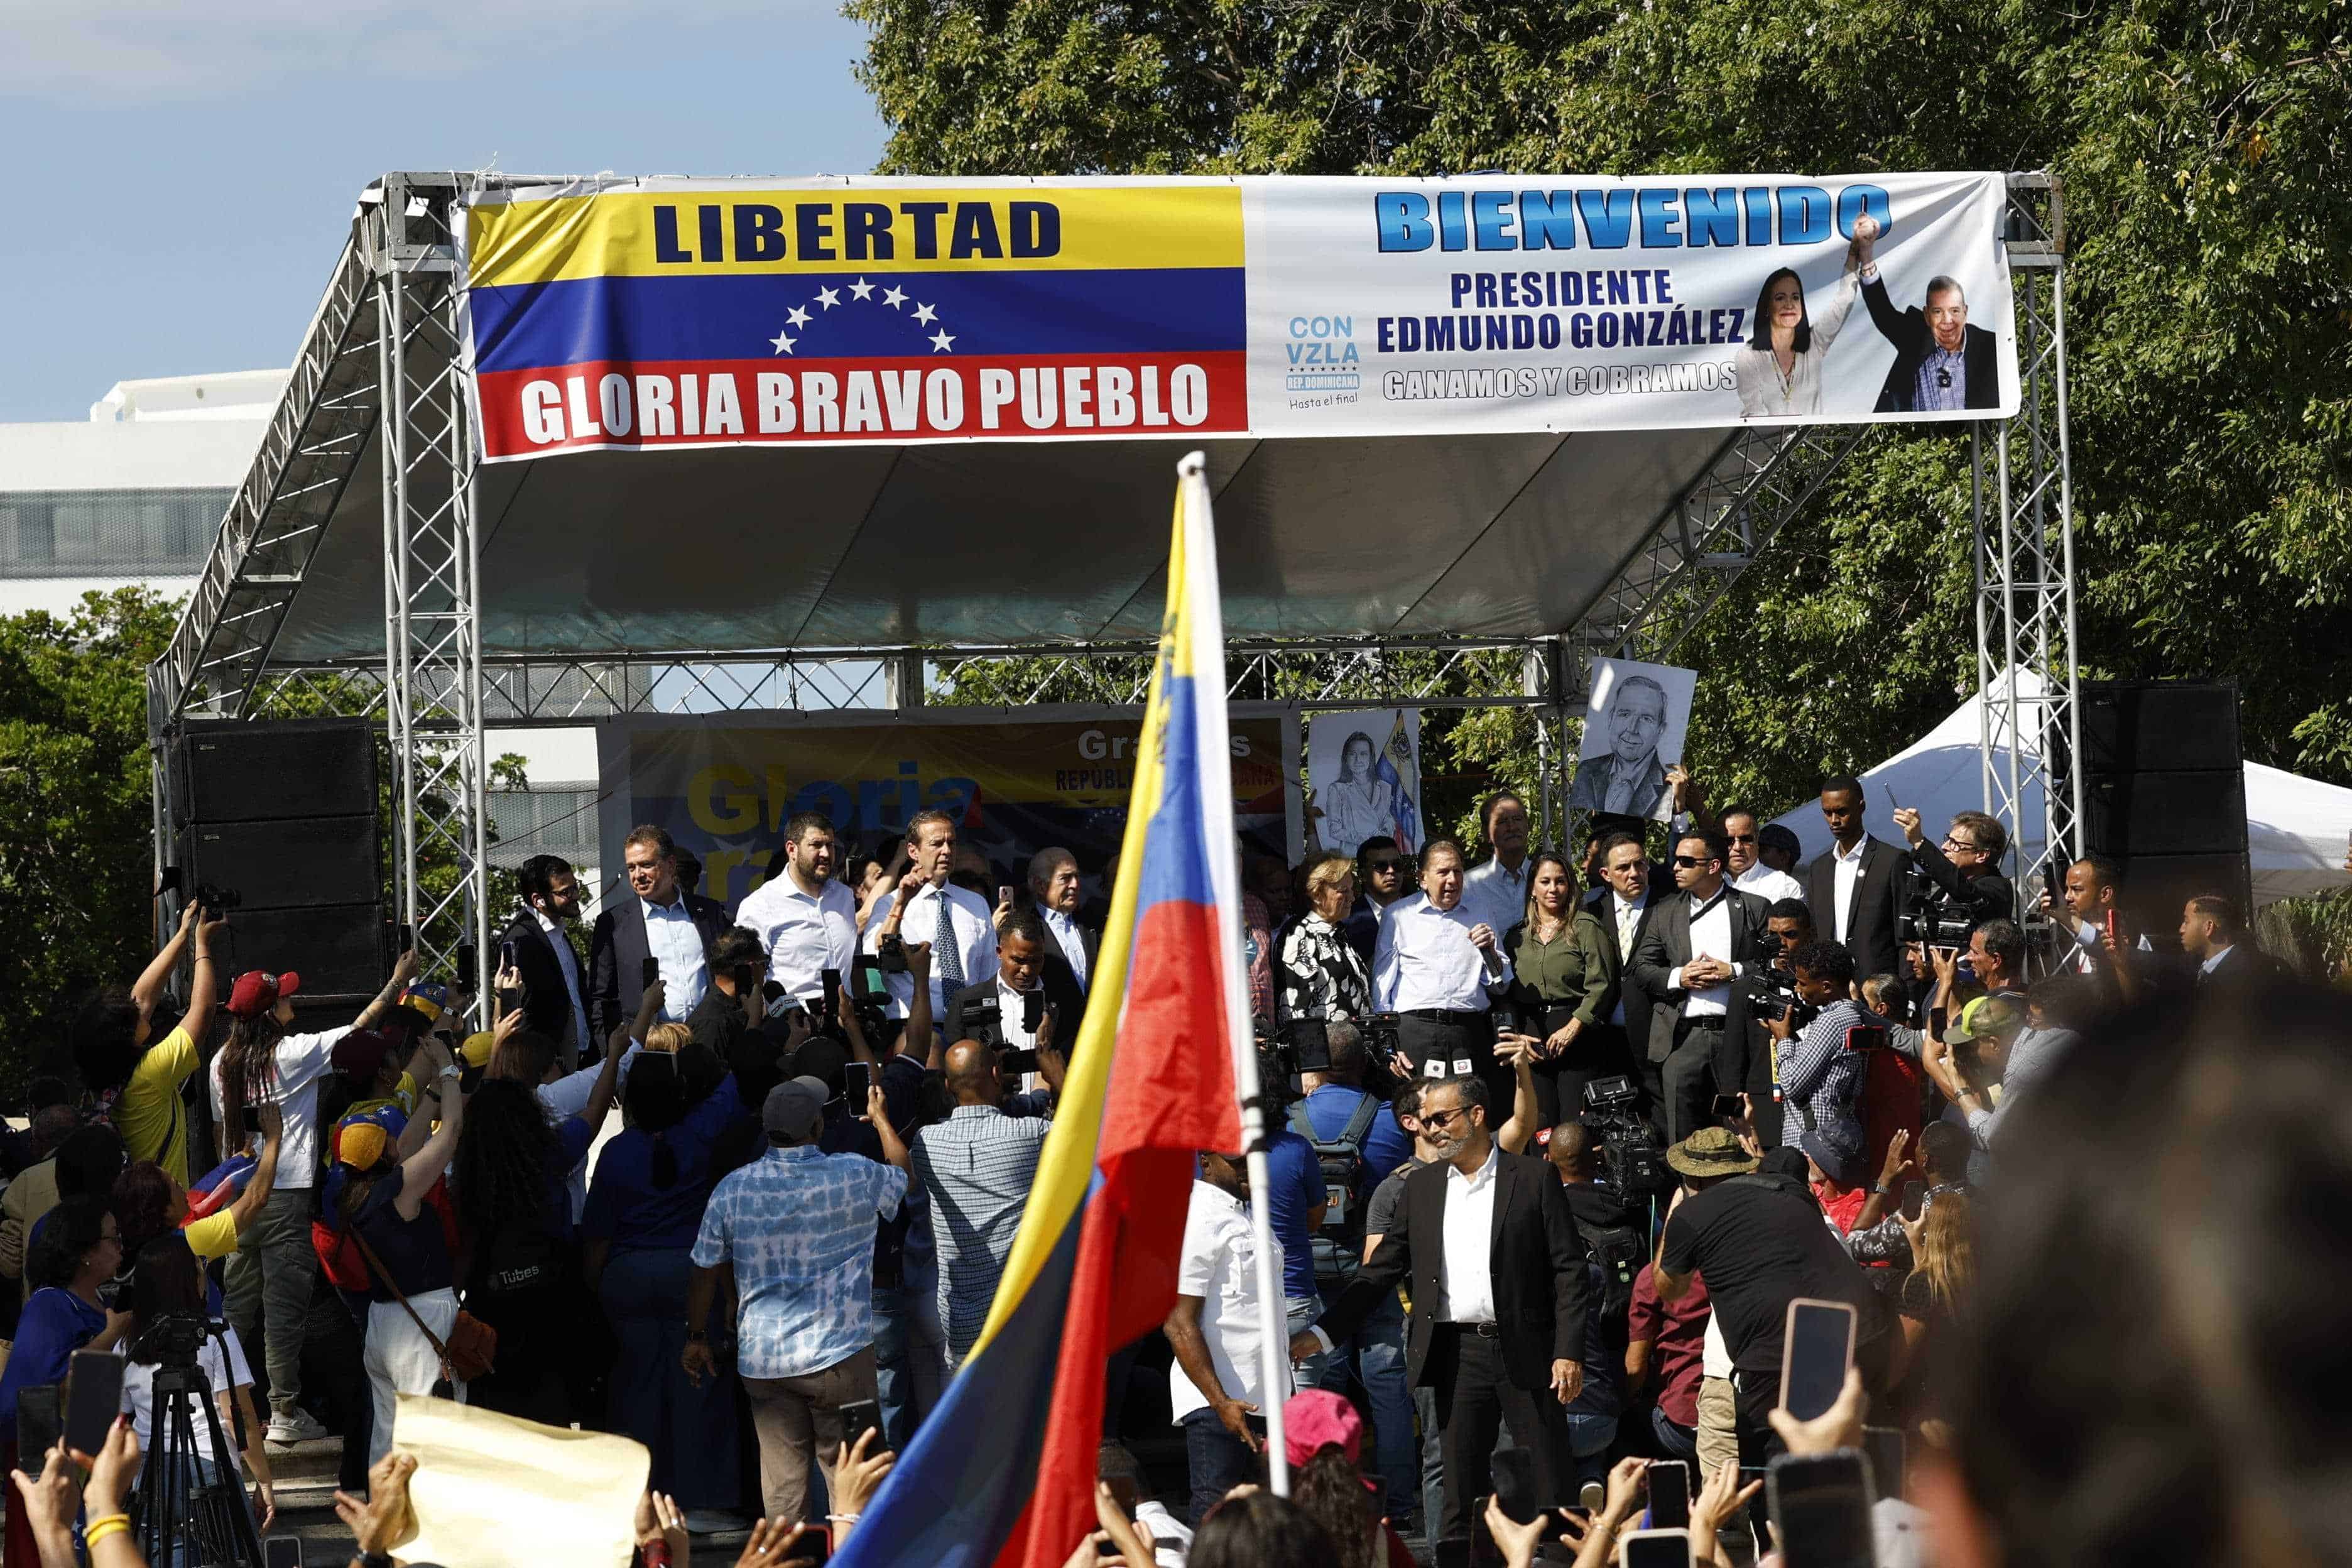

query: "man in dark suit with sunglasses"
xmin=1630 ymin=827 xmax=1774 ymax=1146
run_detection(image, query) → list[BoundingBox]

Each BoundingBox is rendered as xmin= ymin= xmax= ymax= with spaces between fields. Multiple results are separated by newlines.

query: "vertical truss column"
xmin=1976 ymin=173 xmax=2079 ymax=924
xmin=369 ymin=176 xmax=489 ymax=982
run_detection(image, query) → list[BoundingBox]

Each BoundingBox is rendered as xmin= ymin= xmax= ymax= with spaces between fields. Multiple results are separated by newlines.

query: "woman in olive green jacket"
xmin=1504 ymin=851 xmax=1638 ymax=1125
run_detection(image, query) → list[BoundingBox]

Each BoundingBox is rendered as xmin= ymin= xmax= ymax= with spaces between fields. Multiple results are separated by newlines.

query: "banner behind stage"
xmin=597 ymin=713 xmax=1297 ymax=912
xmin=461 ymin=172 xmax=2018 ymax=459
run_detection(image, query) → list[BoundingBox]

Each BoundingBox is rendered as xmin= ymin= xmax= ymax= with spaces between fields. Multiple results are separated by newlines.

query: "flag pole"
xmin=1175 ymin=449 xmax=1290 ymax=1496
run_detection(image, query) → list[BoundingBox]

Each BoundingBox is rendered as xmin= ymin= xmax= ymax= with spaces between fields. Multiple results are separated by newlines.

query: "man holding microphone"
xmin=1373 ymin=838 xmax=1517 ymax=1104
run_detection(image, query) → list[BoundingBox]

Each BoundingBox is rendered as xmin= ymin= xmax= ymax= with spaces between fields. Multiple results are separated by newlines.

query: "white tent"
xmin=1767 ymin=672 xmax=2352 ymax=907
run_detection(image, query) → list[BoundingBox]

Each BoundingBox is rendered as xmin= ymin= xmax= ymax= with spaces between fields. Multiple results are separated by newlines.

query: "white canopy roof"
xmin=1767 ymin=671 xmax=2352 ymax=907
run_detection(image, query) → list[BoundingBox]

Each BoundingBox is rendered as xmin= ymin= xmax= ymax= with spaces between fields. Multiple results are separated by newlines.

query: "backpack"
xmin=1287 ymin=1094 xmax=1381 ymax=1290
xmin=1576 ymin=1218 xmax=1645 ymax=1339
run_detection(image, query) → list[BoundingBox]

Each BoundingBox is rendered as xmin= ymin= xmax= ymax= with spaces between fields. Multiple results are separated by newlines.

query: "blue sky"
xmin=0 ymin=1 xmax=888 ymax=422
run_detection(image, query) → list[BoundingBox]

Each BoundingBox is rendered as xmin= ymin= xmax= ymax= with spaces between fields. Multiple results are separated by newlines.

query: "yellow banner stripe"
xmin=467 ymin=186 xmax=1244 ymax=288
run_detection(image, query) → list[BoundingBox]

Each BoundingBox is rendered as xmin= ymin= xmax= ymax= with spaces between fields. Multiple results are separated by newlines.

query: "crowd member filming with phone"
xmin=72 ymin=901 xmax=231 ymax=1190
xmin=909 ymin=1018 xmax=1058 ymax=1378
xmin=1652 ymin=1127 xmax=1891 ymax=1474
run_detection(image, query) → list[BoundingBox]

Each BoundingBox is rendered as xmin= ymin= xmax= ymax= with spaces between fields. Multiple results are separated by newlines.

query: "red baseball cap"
xmin=227 ymin=971 xmax=300 ymax=1018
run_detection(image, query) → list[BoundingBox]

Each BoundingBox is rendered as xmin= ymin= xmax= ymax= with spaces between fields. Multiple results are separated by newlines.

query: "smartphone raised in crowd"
xmin=1616 ymin=1528 xmax=1694 ymax=1568
xmin=642 ymin=955 xmax=661 ymax=989
xmin=1768 ymin=1449 xmax=1877 ymax=1568
xmin=1708 ymin=1093 xmax=1744 ymax=1122
xmin=456 ymin=942 xmax=477 ymax=989
xmin=838 ymin=1397 xmax=883 ymax=1447
xmin=1022 ymin=988 xmax=1045 ymax=1035
xmin=1900 ymin=1181 xmax=1927 ymax=1222
xmin=14 ymin=1385 xmax=60 ymax=1470
xmin=844 ymin=1061 xmax=874 ymax=1105
xmin=821 ymin=967 xmax=842 ymax=1022
xmin=1645 ymin=1459 xmax=1691 ymax=1529
xmin=264 ymin=1538 xmax=304 ymax=1568
xmin=64 ymin=1349 xmax=124 ymax=1458
xmin=1778 ymin=1298 xmax=1858 ymax=1422
xmin=1490 ymin=1448 xmax=1542 ymax=1525
xmin=1862 ymin=1425 xmax=1907 ymax=1501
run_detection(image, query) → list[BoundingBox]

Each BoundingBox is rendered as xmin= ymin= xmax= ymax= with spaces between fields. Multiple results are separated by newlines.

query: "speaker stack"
xmin=169 ymin=718 xmax=388 ymax=1014
xmin=2076 ymin=680 xmax=2251 ymax=945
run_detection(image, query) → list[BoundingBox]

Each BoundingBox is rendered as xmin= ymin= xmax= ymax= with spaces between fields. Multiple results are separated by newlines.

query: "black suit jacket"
xmin=1862 ymin=275 xmax=2000 ymax=413
xmin=498 ymin=909 xmax=584 ymax=1054
xmin=588 ymin=889 xmax=734 ymax=1045
xmin=1806 ymin=837 xmax=1908 ymax=981
xmin=1319 ymin=1149 xmax=1590 ymax=1392
xmin=944 ymin=967 xmax=1085 ymax=1052
xmin=1042 ymin=915 xmax=1101 ymax=997
xmin=1581 ymin=885 xmax=1669 ymax=1064
xmin=1628 ymin=888 xmax=1774 ymax=1088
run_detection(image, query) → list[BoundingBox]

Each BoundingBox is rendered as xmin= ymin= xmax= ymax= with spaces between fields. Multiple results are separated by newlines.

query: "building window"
xmin=0 ymin=488 xmax=233 ymax=578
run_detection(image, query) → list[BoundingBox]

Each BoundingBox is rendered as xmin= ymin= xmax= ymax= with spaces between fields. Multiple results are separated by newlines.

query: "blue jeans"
xmin=1651 ymin=1403 xmax=1699 ymax=1462
xmin=1181 ymin=1407 xmax=1264 ymax=1526
xmin=1316 ymin=1289 xmax=1418 ymax=1528
xmin=601 ymin=1246 xmax=742 ymax=1508
xmin=874 ymin=1257 xmax=945 ymax=1449
xmin=1564 ymin=1412 xmax=1619 ymax=1486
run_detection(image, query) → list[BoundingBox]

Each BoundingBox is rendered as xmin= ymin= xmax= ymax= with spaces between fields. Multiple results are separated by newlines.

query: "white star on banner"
xmin=770 ymin=329 xmax=797 ymax=354
xmin=912 ymin=302 xmax=938 ymax=325
xmin=815 ymin=286 xmax=842 ymax=309
xmin=882 ymin=286 xmax=908 ymax=310
xmin=849 ymin=278 xmax=875 ymax=300
xmin=764 ymin=283 xmax=956 ymax=356
xmin=930 ymin=329 xmax=956 ymax=352
xmin=786 ymin=305 xmax=812 ymax=329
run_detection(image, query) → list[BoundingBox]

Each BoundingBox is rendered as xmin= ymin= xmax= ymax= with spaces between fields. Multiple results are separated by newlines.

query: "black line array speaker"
xmin=170 ymin=718 xmax=386 ymax=1003
xmin=2076 ymin=681 xmax=2250 ymax=942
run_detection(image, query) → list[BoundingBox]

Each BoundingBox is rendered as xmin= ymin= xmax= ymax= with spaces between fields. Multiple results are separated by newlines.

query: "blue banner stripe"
xmin=1133 ymin=675 xmax=1216 ymax=912
xmin=469 ymin=268 xmax=1246 ymax=371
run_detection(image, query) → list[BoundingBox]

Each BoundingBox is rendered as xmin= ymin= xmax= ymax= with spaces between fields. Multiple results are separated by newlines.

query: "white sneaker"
xmin=265 ymin=1408 xmax=332 ymax=1447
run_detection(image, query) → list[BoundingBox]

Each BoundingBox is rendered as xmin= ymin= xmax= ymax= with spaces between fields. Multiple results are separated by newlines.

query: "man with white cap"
xmin=685 ymin=1074 xmax=910 ymax=1530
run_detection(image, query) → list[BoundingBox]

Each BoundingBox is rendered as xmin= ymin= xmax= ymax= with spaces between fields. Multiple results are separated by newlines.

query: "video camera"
xmin=1897 ymin=866 xmax=1979 ymax=947
xmin=193 ymin=882 xmax=241 ymax=919
xmin=1577 ymin=1075 xmax=1672 ymax=1200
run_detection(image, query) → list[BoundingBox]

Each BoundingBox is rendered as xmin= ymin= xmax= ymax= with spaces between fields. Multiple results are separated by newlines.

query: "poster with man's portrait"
xmin=1308 ymin=710 xmax=1422 ymax=859
xmin=1571 ymin=658 xmax=1697 ymax=823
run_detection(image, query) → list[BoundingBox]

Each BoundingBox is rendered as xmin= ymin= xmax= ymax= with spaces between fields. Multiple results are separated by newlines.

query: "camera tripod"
xmin=134 ymin=1355 xmax=265 ymax=1568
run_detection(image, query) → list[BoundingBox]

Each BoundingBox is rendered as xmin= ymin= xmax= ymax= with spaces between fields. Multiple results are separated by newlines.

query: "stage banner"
xmin=459 ymin=172 xmax=2018 ymax=460
xmin=595 ymin=714 xmax=1294 ymax=912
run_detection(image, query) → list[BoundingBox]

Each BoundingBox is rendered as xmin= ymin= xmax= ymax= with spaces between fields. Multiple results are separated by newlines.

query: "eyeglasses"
xmin=1942 ymin=837 xmax=1981 ymax=852
xmin=1418 ymin=1106 xmax=1471 ymax=1131
xmin=1672 ymin=855 xmax=1714 ymax=869
xmin=1726 ymin=832 xmax=1757 ymax=844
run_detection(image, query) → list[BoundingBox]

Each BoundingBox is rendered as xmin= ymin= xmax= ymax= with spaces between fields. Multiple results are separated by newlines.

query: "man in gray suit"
xmin=1630 ymin=827 xmax=1773 ymax=1145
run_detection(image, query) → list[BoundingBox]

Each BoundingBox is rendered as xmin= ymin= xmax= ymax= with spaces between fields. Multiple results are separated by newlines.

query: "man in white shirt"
xmin=735 ymin=811 xmax=860 ymax=1004
xmin=1723 ymin=806 xmax=1805 ymax=906
xmin=863 ymin=809 xmax=997 ymax=1024
xmin=1459 ymin=791 xmax=1534 ymax=940
xmin=1167 ymin=1151 xmax=1293 ymax=1525
xmin=1373 ymin=839 xmax=1514 ymax=1099
xmin=1026 ymin=847 xmax=1097 ymax=996
xmin=589 ymin=826 xmax=731 ymax=1044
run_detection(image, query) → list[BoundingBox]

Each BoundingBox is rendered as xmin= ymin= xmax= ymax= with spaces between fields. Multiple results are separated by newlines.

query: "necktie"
xmin=1617 ymin=900 xmax=1637 ymax=956
xmin=933 ymin=893 xmax=966 ymax=991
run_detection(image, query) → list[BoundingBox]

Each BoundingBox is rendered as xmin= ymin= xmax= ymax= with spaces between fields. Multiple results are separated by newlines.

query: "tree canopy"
xmin=854 ymin=0 xmax=2352 ymax=836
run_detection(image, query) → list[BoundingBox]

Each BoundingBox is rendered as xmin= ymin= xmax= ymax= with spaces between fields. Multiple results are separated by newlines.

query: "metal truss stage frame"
xmin=148 ymin=170 xmax=2078 ymax=984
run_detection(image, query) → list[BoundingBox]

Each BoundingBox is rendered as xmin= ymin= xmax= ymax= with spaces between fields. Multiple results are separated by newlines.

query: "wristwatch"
xmin=687 ymin=1328 xmax=707 ymax=1343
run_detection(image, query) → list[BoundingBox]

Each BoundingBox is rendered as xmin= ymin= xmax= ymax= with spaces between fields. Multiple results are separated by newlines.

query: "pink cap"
xmin=1283 ymin=1388 xmax=1364 ymax=1470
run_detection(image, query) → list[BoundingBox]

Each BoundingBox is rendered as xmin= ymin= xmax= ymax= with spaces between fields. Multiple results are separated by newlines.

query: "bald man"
xmin=909 ymin=1030 xmax=1060 ymax=1372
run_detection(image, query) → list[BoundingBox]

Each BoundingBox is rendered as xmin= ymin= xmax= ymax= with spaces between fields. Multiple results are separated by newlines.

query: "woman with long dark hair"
xmin=209 ymin=958 xmax=416 ymax=1447
xmin=454 ymin=1015 xmax=626 ymax=1425
xmin=1732 ymin=222 xmax=1870 ymax=418
xmin=0 ymin=1195 xmax=129 ymax=1567
xmin=1503 ymin=851 xmax=1634 ymax=1123
xmin=582 ymin=1054 xmax=746 ymax=1527
xmin=113 ymin=1102 xmax=282 ymax=1294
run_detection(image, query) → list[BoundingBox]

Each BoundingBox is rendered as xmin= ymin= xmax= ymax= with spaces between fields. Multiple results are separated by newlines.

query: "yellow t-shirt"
xmin=182 ymin=1209 xmax=241 ymax=1263
xmin=117 ymin=1025 xmax=197 ymax=1187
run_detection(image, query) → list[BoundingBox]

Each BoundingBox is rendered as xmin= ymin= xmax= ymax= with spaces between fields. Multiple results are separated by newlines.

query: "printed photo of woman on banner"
xmin=1306 ymin=710 xmax=1422 ymax=859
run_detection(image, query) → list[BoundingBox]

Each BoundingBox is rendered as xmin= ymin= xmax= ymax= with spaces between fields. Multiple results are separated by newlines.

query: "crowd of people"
xmin=1 ymin=782 xmax=2345 ymax=1568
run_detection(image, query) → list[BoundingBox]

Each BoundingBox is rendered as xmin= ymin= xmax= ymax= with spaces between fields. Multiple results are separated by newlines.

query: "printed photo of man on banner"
xmin=1571 ymin=658 xmax=1697 ymax=822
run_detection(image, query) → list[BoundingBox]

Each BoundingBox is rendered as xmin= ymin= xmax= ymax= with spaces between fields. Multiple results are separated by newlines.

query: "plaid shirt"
xmin=692 ymin=1145 xmax=906 ymax=1380
xmin=1778 ymin=998 xmax=1871 ymax=1173
xmin=912 ymin=1103 xmax=1053 ymax=1360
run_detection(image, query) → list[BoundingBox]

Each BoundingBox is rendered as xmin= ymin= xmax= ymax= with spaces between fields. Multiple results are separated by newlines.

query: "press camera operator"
xmin=1891 ymin=806 xmax=2013 ymax=937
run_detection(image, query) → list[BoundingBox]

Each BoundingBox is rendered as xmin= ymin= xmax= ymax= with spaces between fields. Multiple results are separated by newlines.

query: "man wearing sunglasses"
xmin=1720 ymin=805 xmax=1804 ymax=906
xmin=1629 ymin=829 xmax=1775 ymax=1145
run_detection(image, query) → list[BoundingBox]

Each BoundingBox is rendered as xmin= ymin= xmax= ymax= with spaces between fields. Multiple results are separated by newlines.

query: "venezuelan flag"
xmin=834 ymin=454 xmax=1253 ymax=1568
